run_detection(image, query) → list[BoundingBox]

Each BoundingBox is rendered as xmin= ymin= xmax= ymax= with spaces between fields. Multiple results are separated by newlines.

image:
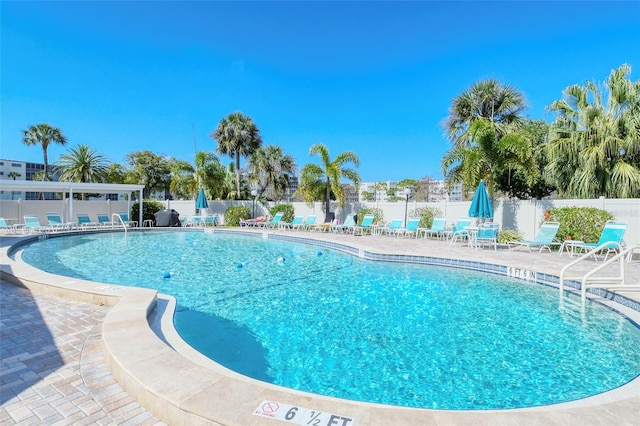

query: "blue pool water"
xmin=20 ymin=231 xmax=640 ymax=410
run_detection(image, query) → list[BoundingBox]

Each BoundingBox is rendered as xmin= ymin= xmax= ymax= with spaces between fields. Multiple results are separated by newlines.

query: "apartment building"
xmin=0 ymin=159 xmax=129 ymax=201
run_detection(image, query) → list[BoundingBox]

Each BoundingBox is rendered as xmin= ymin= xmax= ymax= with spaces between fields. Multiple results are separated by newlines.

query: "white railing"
xmin=112 ymin=213 xmax=127 ymax=234
xmin=559 ymin=242 xmax=640 ymax=303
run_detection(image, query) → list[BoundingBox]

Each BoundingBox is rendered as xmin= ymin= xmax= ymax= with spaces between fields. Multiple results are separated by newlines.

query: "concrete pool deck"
xmin=1 ymin=228 xmax=639 ymax=425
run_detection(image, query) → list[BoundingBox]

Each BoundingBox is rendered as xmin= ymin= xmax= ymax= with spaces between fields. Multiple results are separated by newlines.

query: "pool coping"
xmin=1 ymin=228 xmax=639 ymax=425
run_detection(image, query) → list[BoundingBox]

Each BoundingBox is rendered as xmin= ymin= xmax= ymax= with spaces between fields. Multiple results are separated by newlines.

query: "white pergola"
xmin=0 ymin=180 xmax=146 ymax=226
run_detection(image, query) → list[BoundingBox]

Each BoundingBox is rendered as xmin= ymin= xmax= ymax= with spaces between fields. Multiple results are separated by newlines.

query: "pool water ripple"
xmin=21 ymin=231 xmax=640 ymax=410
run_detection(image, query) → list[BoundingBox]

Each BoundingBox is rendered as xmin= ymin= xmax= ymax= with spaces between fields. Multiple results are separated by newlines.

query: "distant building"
xmin=357 ymin=180 xmax=462 ymax=202
xmin=0 ymin=159 xmax=61 ymax=200
xmin=0 ymin=158 xmax=127 ymax=201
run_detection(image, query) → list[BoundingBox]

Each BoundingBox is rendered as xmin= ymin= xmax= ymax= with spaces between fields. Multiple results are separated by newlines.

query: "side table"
xmin=559 ymin=240 xmax=584 ymax=257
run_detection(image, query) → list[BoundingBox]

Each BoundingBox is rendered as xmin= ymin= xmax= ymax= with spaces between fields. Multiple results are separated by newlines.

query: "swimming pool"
xmin=20 ymin=231 xmax=640 ymax=410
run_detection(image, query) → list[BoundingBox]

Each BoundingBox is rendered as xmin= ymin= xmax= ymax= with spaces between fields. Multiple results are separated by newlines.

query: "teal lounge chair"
xmin=380 ymin=218 xmax=403 ymax=237
xmin=287 ymin=214 xmax=316 ymax=231
xmin=47 ymin=212 xmax=72 ymax=231
xmin=118 ymin=212 xmax=137 ymax=227
xmin=449 ymin=218 xmax=472 ymax=246
xmin=299 ymin=214 xmax=318 ymax=231
xmin=353 ymin=214 xmax=375 ymax=236
xmin=475 ymin=223 xmax=500 ymax=250
xmin=399 ymin=218 xmax=421 ymax=238
xmin=280 ymin=215 xmax=303 ymax=230
xmin=77 ymin=213 xmax=99 ymax=229
xmin=330 ymin=215 xmax=356 ymax=234
xmin=258 ymin=212 xmax=284 ymax=229
xmin=203 ymin=214 xmax=218 ymax=227
xmin=97 ymin=213 xmax=116 ymax=228
xmin=418 ymin=217 xmax=447 ymax=239
xmin=0 ymin=218 xmax=16 ymax=234
xmin=24 ymin=216 xmax=48 ymax=233
xmin=185 ymin=216 xmax=203 ymax=227
xmin=576 ymin=221 xmax=627 ymax=261
xmin=508 ymin=222 xmax=560 ymax=253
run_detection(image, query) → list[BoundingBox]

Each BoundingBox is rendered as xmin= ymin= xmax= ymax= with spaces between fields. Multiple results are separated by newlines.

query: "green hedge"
xmin=224 ymin=205 xmax=251 ymax=227
xmin=546 ymin=207 xmax=614 ymax=243
xmin=409 ymin=207 xmax=442 ymax=228
xmin=131 ymin=200 xmax=164 ymax=223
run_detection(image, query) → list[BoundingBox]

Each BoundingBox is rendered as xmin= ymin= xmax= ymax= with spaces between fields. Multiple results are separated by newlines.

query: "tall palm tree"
xmin=441 ymin=79 xmax=535 ymax=195
xmin=54 ymin=145 xmax=110 ymax=200
xmin=298 ymin=143 xmax=360 ymax=221
xmin=210 ymin=112 xmax=262 ymax=198
xmin=546 ymin=64 xmax=640 ymax=198
xmin=21 ymin=123 xmax=68 ymax=181
xmin=443 ymin=79 xmax=527 ymax=148
xmin=247 ymin=145 xmax=296 ymax=201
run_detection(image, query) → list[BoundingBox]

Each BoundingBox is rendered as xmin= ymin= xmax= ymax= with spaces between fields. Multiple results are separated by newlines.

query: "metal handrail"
xmin=112 ymin=213 xmax=127 ymax=234
xmin=559 ymin=242 xmax=639 ymax=303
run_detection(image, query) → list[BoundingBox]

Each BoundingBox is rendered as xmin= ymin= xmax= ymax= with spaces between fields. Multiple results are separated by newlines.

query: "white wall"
xmin=0 ymin=199 xmax=132 ymax=225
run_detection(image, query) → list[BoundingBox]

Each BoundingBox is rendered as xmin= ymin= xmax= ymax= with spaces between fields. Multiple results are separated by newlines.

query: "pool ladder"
xmin=112 ymin=213 xmax=128 ymax=234
xmin=559 ymin=243 xmax=640 ymax=303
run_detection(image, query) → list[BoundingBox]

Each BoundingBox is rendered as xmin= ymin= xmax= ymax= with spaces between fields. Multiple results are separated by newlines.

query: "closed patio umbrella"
xmin=195 ymin=188 xmax=208 ymax=213
xmin=468 ymin=180 xmax=493 ymax=220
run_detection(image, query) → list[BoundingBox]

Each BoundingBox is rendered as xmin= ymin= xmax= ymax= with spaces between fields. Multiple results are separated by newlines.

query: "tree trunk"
xmin=324 ymin=178 xmax=332 ymax=222
xmin=235 ymin=153 xmax=241 ymax=199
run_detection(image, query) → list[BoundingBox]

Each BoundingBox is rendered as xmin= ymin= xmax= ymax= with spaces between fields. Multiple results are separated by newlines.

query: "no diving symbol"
xmin=262 ymin=401 xmax=279 ymax=414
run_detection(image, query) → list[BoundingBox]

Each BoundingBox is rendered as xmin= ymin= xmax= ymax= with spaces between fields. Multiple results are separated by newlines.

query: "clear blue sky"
xmin=1 ymin=1 xmax=638 ymax=181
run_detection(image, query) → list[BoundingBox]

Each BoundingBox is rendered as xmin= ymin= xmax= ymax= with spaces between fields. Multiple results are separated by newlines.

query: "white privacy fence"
xmin=1 ymin=197 xmax=638 ymax=246
xmin=0 ymin=199 xmax=132 ymax=226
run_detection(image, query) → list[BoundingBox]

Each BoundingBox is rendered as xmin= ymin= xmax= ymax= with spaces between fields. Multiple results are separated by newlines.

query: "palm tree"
xmin=210 ymin=112 xmax=262 ymax=198
xmin=443 ymin=79 xmax=527 ymax=148
xmin=170 ymin=160 xmax=197 ymax=200
xmin=171 ymin=152 xmax=227 ymax=200
xmin=247 ymin=145 xmax=296 ymax=201
xmin=54 ymin=145 xmax=110 ymax=200
xmin=298 ymin=143 xmax=360 ymax=221
xmin=7 ymin=171 xmax=21 ymax=200
xmin=441 ymin=79 xmax=536 ymax=195
xmin=21 ymin=123 xmax=68 ymax=181
xmin=546 ymin=64 xmax=640 ymax=198
xmin=55 ymin=145 xmax=110 ymax=183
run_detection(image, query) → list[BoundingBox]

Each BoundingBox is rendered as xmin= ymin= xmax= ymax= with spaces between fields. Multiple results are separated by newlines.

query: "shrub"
xmin=356 ymin=207 xmax=384 ymax=225
xmin=546 ymin=207 xmax=614 ymax=243
xmin=410 ymin=207 xmax=442 ymax=228
xmin=131 ymin=200 xmax=164 ymax=223
xmin=224 ymin=205 xmax=251 ymax=226
xmin=498 ymin=229 xmax=522 ymax=244
xmin=269 ymin=204 xmax=295 ymax=223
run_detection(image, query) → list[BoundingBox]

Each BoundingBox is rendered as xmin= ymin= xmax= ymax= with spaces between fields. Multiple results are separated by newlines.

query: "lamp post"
xmin=251 ymin=189 xmax=257 ymax=218
xmin=403 ymin=187 xmax=411 ymax=226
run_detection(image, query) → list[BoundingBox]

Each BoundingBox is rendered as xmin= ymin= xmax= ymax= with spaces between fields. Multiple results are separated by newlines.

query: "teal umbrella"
xmin=195 ymin=188 xmax=208 ymax=211
xmin=468 ymin=180 xmax=493 ymax=219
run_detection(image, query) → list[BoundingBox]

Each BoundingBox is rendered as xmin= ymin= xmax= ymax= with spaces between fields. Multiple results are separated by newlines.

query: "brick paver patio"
xmin=0 ymin=280 xmax=164 ymax=426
